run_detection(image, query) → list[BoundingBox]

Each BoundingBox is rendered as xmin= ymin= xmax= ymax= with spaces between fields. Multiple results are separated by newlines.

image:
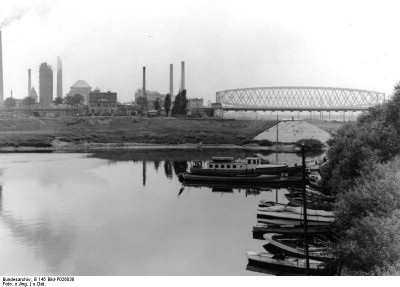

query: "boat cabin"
xmin=206 ymin=157 xmax=261 ymax=170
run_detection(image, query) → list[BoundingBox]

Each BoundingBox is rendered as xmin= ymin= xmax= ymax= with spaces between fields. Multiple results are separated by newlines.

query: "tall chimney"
xmin=142 ymin=66 xmax=146 ymax=98
xmin=0 ymin=31 xmax=4 ymax=104
xmin=169 ymin=64 xmax=173 ymax=96
xmin=28 ymin=69 xmax=31 ymax=97
xmin=57 ymin=56 xmax=63 ymax=98
xmin=181 ymin=61 xmax=185 ymax=91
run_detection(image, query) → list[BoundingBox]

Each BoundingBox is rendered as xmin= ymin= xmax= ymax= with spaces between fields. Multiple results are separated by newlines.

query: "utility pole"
xmin=302 ymin=142 xmax=310 ymax=275
xmin=276 ymin=113 xmax=279 ymax=162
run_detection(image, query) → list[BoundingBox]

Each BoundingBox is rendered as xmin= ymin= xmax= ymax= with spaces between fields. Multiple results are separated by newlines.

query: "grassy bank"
xmin=0 ymin=117 xmax=278 ymax=148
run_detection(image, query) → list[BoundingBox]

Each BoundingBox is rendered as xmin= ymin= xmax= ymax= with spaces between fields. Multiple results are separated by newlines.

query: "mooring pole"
xmin=276 ymin=113 xmax=279 ymax=162
xmin=302 ymin=142 xmax=310 ymax=275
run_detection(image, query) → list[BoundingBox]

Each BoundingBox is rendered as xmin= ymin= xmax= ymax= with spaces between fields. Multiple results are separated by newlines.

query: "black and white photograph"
xmin=1 ymin=0 xmax=400 ymax=281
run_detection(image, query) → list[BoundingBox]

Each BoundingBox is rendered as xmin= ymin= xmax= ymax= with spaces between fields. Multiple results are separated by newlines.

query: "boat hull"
xmin=246 ymin=251 xmax=331 ymax=275
xmin=252 ymin=224 xmax=331 ymax=235
xmin=178 ymin=172 xmax=303 ymax=184
xmin=257 ymin=210 xmax=334 ymax=226
xmin=263 ymin=233 xmax=333 ymax=261
xmin=285 ymin=194 xmax=333 ymax=211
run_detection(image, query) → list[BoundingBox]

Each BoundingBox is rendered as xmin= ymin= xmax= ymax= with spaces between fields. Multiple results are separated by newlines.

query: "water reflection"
xmin=154 ymin=161 xmax=160 ymax=171
xmin=0 ymin=184 xmax=75 ymax=274
xmin=173 ymin=161 xmax=188 ymax=176
xmin=143 ymin=160 xmax=147 ymax=186
xmin=0 ymin=150 xmax=325 ymax=275
xmin=164 ymin=161 xmax=173 ymax=179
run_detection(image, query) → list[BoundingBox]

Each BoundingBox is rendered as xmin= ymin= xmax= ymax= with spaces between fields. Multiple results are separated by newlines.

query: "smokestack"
xmin=28 ymin=69 xmax=31 ymax=97
xmin=181 ymin=61 xmax=185 ymax=91
xmin=0 ymin=31 xmax=4 ymax=104
xmin=57 ymin=56 xmax=63 ymax=98
xmin=169 ymin=64 xmax=173 ymax=96
xmin=142 ymin=66 xmax=146 ymax=98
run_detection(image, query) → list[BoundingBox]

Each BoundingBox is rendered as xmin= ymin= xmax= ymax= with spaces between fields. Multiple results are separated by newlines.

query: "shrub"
xmin=240 ymin=139 xmax=258 ymax=145
xmin=332 ymin=157 xmax=400 ymax=273
xmin=258 ymin=139 xmax=274 ymax=146
xmin=295 ymin=138 xmax=325 ymax=150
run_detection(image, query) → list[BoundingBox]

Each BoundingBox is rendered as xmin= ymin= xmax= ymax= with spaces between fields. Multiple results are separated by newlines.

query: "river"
xmin=0 ymin=150 xmax=323 ymax=275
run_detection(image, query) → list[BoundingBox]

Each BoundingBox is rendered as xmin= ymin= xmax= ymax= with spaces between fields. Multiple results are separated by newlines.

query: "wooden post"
xmin=276 ymin=113 xmax=279 ymax=162
xmin=302 ymin=142 xmax=310 ymax=275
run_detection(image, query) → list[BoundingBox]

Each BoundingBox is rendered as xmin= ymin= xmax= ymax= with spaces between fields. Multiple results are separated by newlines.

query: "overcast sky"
xmin=1 ymin=0 xmax=400 ymax=103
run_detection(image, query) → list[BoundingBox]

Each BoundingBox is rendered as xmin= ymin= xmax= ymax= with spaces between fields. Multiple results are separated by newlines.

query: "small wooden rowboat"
xmin=263 ymin=233 xmax=334 ymax=261
xmin=252 ymin=223 xmax=331 ymax=235
xmin=257 ymin=209 xmax=335 ymax=226
xmin=246 ymin=251 xmax=332 ymax=275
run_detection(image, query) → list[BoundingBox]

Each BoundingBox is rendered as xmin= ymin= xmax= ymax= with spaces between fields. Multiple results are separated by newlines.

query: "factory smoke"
xmin=0 ymin=7 xmax=31 ymax=29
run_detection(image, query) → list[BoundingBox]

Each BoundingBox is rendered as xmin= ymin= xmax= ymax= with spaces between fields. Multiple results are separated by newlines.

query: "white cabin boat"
xmin=190 ymin=157 xmax=288 ymax=176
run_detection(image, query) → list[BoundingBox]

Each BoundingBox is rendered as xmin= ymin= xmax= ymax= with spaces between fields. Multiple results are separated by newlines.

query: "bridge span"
xmin=216 ymin=86 xmax=385 ymax=112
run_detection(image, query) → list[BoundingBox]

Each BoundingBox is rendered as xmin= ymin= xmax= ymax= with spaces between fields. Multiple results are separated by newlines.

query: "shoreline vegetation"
xmin=323 ymin=83 xmax=400 ymax=275
xmin=0 ymin=117 xmax=337 ymax=152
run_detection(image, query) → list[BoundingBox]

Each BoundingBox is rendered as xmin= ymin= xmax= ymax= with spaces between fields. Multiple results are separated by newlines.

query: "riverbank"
xmin=0 ymin=140 xmax=304 ymax=152
xmin=0 ymin=116 xmax=340 ymax=152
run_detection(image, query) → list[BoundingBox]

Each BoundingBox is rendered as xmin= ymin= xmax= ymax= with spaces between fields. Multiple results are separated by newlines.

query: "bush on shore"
xmin=324 ymin=83 xmax=400 ymax=274
xmin=325 ymin=83 xmax=400 ymax=192
xmin=295 ymin=138 xmax=325 ymax=150
xmin=333 ymin=158 xmax=400 ymax=273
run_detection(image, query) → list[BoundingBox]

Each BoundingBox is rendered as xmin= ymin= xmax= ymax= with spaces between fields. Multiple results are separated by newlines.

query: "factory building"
xmin=67 ymin=80 xmax=92 ymax=105
xmin=39 ymin=63 xmax=53 ymax=108
xmin=30 ymin=87 xmax=38 ymax=102
xmin=187 ymin=98 xmax=204 ymax=116
xmin=88 ymin=90 xmax=117 ymax=116
xmin=57 ymin=56 xmax=63 ymax=99
xmin=135 ymin=89 xmax=167 ymax=110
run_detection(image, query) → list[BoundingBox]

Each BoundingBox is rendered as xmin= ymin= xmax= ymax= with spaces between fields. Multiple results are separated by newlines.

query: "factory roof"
xmin=71 ymin=80 xmax=91 ymax=89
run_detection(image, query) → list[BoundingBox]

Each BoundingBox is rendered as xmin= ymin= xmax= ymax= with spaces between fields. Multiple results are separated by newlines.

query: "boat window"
xmin=209 ymin=164 xmax=213 ymax=168
xmin=247 ymin=159 xmax=251 ymax=164
xmin=227 ymin=165 xmax=230 ymax=168
xmin=233 ymin=165 xmax=236 ymax=168
xmin=221 ymin=165 xmax=225 ymax=168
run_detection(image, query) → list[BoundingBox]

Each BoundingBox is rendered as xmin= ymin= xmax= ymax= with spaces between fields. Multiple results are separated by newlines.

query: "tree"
xmin=324 ymin=83 xmax=400 ymax=193
xmin=164 ymin=93 xmax=171 ymax=116
xmin=71 ymin=94 xmax=84 ymax=108
xmin=154 ymin=98 xmax=160 ymax=114
xmin=4 ymin=97 xmax=16 ymax=110
xmin=22 ymin=96 xmax=37 ymax=110
xmin=136 ymin=96 xmax=148 ymax=115
xmin=322 ymin=82 xmax=400 ymax=274
xmin=54 ymin=97 xmax=63 ymax=105
xmin=65 ymin=94 xmax=83 ymax=109
xmin=171 ymin=91 xmax=181 ymax=116
xmin=64 ymin=95 xmax=73 ymax=109
xmin=332 ymin=158 xmax=400 ymax=273
xmin=179 ymin=89 xmax=188 ymax=114
xmin=171 ymin=89 xmax=188 ymax=116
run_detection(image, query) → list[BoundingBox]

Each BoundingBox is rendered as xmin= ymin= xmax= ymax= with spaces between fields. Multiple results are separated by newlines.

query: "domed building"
xmin=67 ymin=80 xmax=92 ymax=105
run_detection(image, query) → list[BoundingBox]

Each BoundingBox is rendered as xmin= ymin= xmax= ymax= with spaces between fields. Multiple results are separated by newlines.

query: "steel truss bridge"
xmin=216 ymin=87 xmax=385 ymax=112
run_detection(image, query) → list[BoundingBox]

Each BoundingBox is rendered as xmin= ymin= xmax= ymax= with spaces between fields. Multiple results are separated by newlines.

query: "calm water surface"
xmin=0 ymin=150 xmax=322 ymax=275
